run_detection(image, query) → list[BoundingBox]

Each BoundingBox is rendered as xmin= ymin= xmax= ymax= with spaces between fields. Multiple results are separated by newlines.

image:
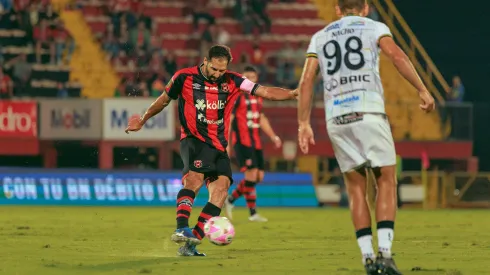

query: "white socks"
xmin=377 ymin=228 xmax=394 ymax=258
xmin=357 ymin=235 xmax=375 ymax=264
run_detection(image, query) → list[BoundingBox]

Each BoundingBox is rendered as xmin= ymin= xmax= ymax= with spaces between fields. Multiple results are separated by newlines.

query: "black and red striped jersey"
xmin=165 ymin=64 xmax=259 ymax=152
xmin=231 ymin=94 xmax=263 ymax=150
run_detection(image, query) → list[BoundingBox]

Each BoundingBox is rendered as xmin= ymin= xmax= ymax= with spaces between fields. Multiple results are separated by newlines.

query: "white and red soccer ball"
xmin=203 ymin=216 xmax=235 ymax=246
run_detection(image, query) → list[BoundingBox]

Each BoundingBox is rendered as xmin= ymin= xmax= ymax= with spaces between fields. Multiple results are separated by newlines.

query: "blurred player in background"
xmin=297 ymin=0 xmax=434 ymax=274
xmin=126 ymin=45 xmax=297 ymax=257
xmin=224 ymin=66 xmax=282 ymax=222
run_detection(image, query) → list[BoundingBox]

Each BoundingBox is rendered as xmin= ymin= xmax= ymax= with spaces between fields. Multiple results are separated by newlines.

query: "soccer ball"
xmin=203 ymin=216 xmax=235 ymax=246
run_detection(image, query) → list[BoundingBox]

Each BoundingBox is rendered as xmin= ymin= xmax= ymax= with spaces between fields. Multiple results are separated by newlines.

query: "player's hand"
xmin=298 ymin=124 xmax=315 ymax=154
xmin=226 ymin=145 xmax=233 ymax=156
xmin=290 ymin=89 xmax=299 ymax=99
xmin=125 ymin=117 xmax=144 ymax=133
xmin=272 ymin=136 xmax=282 ymax=148
xmin=418 ymin=90 xmax=435 ymax=113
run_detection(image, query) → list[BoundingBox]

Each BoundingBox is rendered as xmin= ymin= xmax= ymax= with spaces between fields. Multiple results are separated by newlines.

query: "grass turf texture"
xmin=0 ymin=206 xmax=488 ymax=275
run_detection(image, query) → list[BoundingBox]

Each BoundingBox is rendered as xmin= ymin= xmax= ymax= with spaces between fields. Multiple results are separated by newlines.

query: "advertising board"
xmin=102 ymin=99 xmax=175 ymax=141
xmin=0 ymin=170 xmax=316 ymax=207
xmin=0 ymin=100 xmax=37 ymax=138
xmin=39 ymin=99 xmax=102 ymax=139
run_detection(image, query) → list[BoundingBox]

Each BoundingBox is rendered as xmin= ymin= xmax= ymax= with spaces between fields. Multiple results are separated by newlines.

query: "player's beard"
xmin=205 ymin=67 xmax=217 ymax=82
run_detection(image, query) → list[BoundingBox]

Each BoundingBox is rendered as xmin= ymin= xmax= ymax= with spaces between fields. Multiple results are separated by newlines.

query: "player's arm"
xmin=253 ymin=85 xmax=297 ymax=101
xmin=297 ymin=57 xmax=319 ymax=127
xmin=139 ymin=92 xmax=172 ymax=124
xmin=379 ymin=37 xmax=426 ymax=93
xmin=297 ymin=32 xmax=320 ymax=153
xmin=260 ymin=113 xmax=281 ymax=147
xmin=126 ymin=72 xmax=183 ymax=133
xmin=230 ymin=72 xmax=297 ymax=100
xmin=378 ymin=27 xmax=435 ymax=112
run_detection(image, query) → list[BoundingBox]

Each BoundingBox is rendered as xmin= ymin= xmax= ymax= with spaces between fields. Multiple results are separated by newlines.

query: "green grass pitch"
xmin=0 ymin=206 xmax=488 ymax=275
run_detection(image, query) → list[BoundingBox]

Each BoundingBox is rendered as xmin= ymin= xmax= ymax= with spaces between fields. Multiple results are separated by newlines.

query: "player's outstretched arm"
xmin=379 ymin=37 xmax=435 ymax=112
xmin=253 ymin=85 xmax=298 ymax=101
xmin=125 ymin=92 xmax=172 ymax=133
xmin=260 ymin=113 xmax=281 ymax=148
xmin=297 ymin=57 xmax=318 ymax=154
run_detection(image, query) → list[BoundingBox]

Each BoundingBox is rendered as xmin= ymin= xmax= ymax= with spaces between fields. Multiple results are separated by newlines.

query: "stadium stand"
xmin=0 ymin=0 xmax=448 ymax=140
xmin=0 ymin=0 xmax=82 ymax=98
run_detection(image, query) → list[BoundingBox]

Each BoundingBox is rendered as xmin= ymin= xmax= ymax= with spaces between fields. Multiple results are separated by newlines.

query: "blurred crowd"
xmin=0 ymin=0 xmax=466 ymax=104
xmin=0 ymin=0 xmax=75 ymax=98
xmin=86 ymin=0 xmax=312 ymax=98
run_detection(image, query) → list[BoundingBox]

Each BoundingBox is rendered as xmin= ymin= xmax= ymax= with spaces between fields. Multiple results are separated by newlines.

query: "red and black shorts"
xmin=234 ymin=143 xmax=265 ymax=172
xmin=180 ymin=136 xmax=233 ymax=185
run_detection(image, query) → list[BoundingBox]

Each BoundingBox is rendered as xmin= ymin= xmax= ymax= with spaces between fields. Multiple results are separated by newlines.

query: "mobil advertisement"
xmin=103 ymin=99 xmax=175 ymax=141
xmin=39 ymin=99 xmax=102 ymax=140
xmin=0 ymin=100 xmax=37 ymax=138
xmin=0 ymin=169 xmax=316 ymax=207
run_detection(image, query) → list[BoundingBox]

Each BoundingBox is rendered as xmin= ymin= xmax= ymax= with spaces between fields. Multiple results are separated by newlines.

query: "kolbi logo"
xmin=195 ymin=99 xmax=226 ymax=111
xmin=333 ymin=95 xmax=360 ymax=106
xmin=51 ymin=108 xmax=90 ymax=129
xmin=111 ymin=109 xmax=167 ymax=129
xmin=0 ymin=106 xmax=33 ymax=133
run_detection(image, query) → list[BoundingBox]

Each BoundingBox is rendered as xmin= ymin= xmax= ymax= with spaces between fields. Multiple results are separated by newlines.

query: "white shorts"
xmin=327 ymin=113 xmax=396 ymax=173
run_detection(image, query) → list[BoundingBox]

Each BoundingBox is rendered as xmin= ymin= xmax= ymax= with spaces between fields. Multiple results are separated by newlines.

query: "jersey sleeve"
xmin=165 ymin=71 xmax=186 ymax=100
xmin=229 ymin=72 xmax=260 ymax=96
xmin=306 ymin=32 xmax=320 ymax=58
xmin=374 ymin=22 xmax=393 ymax=45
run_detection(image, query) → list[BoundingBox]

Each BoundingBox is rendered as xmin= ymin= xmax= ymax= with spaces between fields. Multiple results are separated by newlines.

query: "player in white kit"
xmin=297 ymin=0 xmax=435 ymax=274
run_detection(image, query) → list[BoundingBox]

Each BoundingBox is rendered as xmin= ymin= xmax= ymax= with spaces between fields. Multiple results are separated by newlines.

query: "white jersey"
xmin=307 ymin=16 xmax=392 ymax=120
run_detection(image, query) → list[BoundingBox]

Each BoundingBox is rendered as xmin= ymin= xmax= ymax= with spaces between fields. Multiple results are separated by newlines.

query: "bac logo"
xmin=194 ymin=160 xmax=202 ymax=168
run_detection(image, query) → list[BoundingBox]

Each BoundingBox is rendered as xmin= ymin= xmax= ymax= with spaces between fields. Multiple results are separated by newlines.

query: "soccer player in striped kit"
xmin=126 ymin=45 xmax=297 ymax=256
xmin=224 ymin=66 xmax=282 ymax=222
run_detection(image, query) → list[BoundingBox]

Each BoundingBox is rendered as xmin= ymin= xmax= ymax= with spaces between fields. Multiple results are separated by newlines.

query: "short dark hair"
xmin=208 ymin=45 xmax=232 ymax=63
xmin=243 ymin=66 xmax=258 ymax=74
xmin=337 ymin=0 xmax=366 ymax=12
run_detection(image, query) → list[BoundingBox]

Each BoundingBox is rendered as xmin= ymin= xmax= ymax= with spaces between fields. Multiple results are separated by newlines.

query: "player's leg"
xmin=180 ymin=174 xmax=230 ymax=257
xmin=247 ymin=149 xmax=267 ymax=222
xmin=344 ymin=166 xmax=376 ymax=266
xmin=327 ymin=118 xmax=377 ymax=274
xmin=372 ymin=166 xmax=402 ymax=274
xmin=225 ymin=144 xmax=253 ymax=219
xmin=191 ymin=175 xmax=230 ymax=241
xmin=188 ymin=151 xmax=233 ymax=246
xmin=171 ymin=137 xmax=207 ymax=246
xmin=362 ymin=114 xmax=401 ymax=274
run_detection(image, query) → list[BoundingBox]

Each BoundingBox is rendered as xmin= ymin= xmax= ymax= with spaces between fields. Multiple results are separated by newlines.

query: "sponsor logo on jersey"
xmin=340 ymin=74 xmax=371 ymax=85
xmin=325 ymin=79 xmax=339 ymax=91
xmin=333 ymin=95 xmax=360 ymax=106
xmin=197 ymin=113 xmax=224 ymax=125
xmin=348 ymin=20 xmax=365 ymax=26
xmin=326 ymin=23 xmax=340 ymax=31
xmin=195 ymin=99 xmax=226 ymax=111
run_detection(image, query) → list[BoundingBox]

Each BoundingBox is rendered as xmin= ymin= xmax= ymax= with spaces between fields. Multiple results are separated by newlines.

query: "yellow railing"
xmin=371 ymin=0 xmax=448 ymax=103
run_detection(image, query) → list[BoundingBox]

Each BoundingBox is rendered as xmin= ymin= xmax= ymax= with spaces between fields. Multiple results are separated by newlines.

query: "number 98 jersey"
xmin=307 ymin=16 xmax=392 ymax=120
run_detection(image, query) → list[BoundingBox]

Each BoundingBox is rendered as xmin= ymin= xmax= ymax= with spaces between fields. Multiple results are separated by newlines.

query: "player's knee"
xmin=183 ymin=171 xmax=204 ymax=192
xmin=244 ymin=168 xmax=259 ymax=181
xmin=257 ymin=171 xmax=264 ymax=183
xmin=373 ymin=166 xmax=396 ymax=186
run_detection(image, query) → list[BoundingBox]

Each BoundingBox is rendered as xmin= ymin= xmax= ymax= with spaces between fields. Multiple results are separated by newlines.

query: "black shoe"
xmin=364 ymin=258 xmax=378 ymax=275
xmin=375 ymin=252 xmax=403 ymax=275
